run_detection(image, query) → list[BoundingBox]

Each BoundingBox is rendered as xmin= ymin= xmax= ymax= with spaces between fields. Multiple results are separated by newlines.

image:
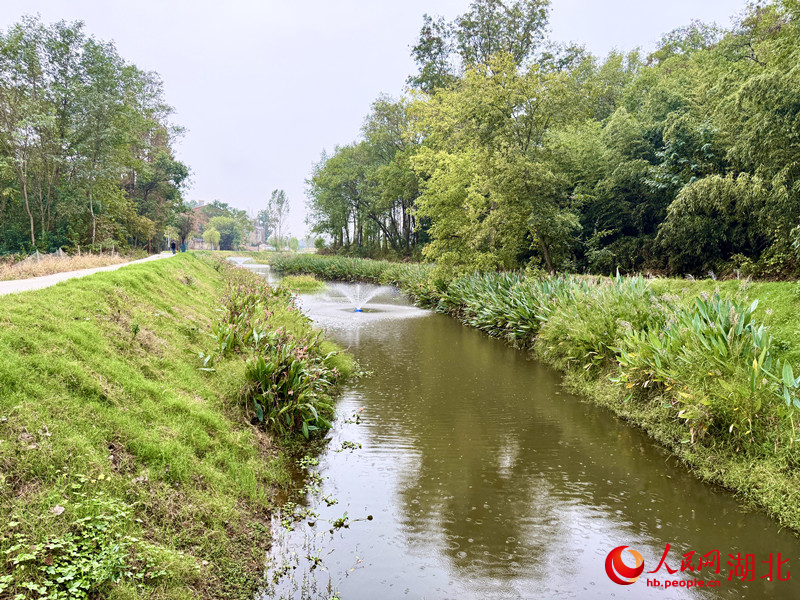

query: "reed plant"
xmin=0 ymin=251 xmax=143 ymax=281
xmin=210 ymin=259 xmax=347 ymax=438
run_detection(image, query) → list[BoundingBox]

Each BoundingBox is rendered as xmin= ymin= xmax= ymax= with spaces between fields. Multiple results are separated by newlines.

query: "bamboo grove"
xmin=0 ymin=17 xmax=188 ymax=254
xmin=306 ymin=0 xmax=800 ymax=277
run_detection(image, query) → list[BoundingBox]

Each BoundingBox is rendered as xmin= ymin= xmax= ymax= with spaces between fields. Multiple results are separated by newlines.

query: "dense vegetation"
xmin=270 ymin=253 xmax=800 ymax=529
xmin=0 ymin=254 xmax=351 ymax=598
xmin=187 ymin=200 xmax=253 ymax=251
xmin=0 ymin=17 xmax=189 ymax=255
xmin=307 ymin=0 xmax=800 ymax=277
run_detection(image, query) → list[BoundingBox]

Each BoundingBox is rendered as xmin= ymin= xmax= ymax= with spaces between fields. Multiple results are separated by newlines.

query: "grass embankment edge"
xmin=0 ymin=253 xmax=354 ymax=599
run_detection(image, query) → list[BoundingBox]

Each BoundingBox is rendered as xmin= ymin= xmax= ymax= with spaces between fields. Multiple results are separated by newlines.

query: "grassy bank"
xmin=0 ymin=254 xmax=352 ymax=599
xmin=270 ymin=254 xmax=800 ymax=531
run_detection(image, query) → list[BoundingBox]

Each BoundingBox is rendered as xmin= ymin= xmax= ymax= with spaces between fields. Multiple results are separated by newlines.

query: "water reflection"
xmin=261 ymin=281 xmax=800 ymax=599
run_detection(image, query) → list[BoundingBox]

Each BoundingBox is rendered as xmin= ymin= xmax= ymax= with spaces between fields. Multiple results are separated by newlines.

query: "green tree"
xmin=266 ymin=189 xmax=289 ymax=250
xmin=0 ymin=16 xmax=188 ymax=254
xmin=409 ymin=0 xmax=551 ymax=92
xmin=207 ymin=216 xmax=243 ymax=251
xmin=413 ymin=54 xmax=585 ymax=272
xmin=203 ymin=226 xmax=220 ymax=250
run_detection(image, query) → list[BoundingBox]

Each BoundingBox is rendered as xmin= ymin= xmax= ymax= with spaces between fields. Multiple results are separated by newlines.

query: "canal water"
xmin=253 ymin=273 xmax=800 ymax=599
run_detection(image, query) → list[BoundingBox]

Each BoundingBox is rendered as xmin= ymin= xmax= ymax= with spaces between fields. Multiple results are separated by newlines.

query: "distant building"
xmin=248 ymin=225 xmax=265 ymax=248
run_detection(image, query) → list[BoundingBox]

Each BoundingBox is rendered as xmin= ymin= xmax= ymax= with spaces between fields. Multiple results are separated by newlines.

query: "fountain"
xmin=331 ymin=283 xmax=381 ymax=312
xmin=226 ymin=256 xmax=253 ymax=265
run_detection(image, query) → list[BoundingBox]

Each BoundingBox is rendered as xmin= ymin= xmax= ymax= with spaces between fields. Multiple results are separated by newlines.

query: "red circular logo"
xmin=605 ymin=545 xmax=645 ymax=585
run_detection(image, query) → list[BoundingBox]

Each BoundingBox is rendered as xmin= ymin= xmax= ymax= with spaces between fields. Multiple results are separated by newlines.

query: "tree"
xmin=256 ymin=208 xmax=274 ymax=242
xmin=289 ymin=237 xmax=299 ymax=252
xmin=266 ymin=189 xmax=289 ymax=250
xmin=203 ymin=226 xmax=220 ymax=250
xmin=413 ymin=54 xmax=586 ymax=272
xmin=306 ymin=96 xmax=423 ymax=257
xmin=207 ymin=216 xmax=244 ymax=251
xmin=175 ymin=212 xmax=194 ymax=251
xmin=409 ymin=0 xmax=551 ymax=93
xmin=309 ymin=1 xmax=800 ymax=277
xmin=0 ymin=16 xmax=189 ymax=254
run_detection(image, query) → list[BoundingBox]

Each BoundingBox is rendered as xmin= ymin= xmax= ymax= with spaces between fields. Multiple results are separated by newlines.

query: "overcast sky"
xmin=1 ymin=0 xmax=748 ymax=237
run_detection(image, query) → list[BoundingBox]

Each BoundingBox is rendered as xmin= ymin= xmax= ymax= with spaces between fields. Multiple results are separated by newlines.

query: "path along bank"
xmin=267 ymin=253 xmax=800 ymax=534
xmin=0 ymin=254 xmax=353 ymax=599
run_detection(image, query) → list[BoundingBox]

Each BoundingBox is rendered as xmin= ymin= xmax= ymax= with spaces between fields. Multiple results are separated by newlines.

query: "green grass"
xmin=0 ymin=254 xmax=350 ymax=599
xmin=278 ymin=274 xmax=326 ymax=292
xmin=198 ymin=250 xmax=278 ymax=265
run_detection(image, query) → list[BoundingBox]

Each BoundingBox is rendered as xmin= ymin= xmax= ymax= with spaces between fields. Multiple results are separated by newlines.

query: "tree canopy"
xmin=0 ymin=17 xmax=188 ymax=254
xmin=307 ymin=0 xmax=800 ymax=277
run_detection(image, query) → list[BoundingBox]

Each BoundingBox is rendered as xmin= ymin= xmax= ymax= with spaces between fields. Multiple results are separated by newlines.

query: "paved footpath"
xmin=0 ymin=253 xmax=175 ymax=297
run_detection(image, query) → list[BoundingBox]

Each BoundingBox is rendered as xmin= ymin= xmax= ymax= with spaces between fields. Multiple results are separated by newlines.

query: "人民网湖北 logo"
xmin=604 ymin=543 xmax=790 ymax=589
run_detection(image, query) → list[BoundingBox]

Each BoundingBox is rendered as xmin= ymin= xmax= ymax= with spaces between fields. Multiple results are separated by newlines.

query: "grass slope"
xmin=0 ymin=254 xmax=339 ymax=599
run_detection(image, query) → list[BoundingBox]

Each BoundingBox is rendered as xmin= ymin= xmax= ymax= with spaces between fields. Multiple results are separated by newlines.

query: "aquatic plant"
xmin=212 ymin=258 xmax=344 ymax=438
xmin=244 ymin=330 xmax=336 ymax=438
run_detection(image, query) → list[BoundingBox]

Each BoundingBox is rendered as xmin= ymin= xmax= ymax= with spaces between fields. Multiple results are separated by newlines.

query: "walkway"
xmin=0 ymin=253 xmax=175 ymax=296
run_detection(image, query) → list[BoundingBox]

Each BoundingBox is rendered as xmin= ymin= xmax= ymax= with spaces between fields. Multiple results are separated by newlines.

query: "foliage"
xmin=3 ymin=492 xmax=168 ymax=599
xmin=0 ymin=17 xmax=188 ymax=254
xmin=245 ymin=332 xmax=335 ymax=439
xmin=207 ymin=217 xmax=243 ymax=251
xmin=202 ymin=226 xmax=220 ymax=250
xmin=306 ymin=97 xmax=422 ymax=258
xmin=309 ymin=0 xmax=800 ymax=278
xmin=616 ymin=292 xmax=800 ymax=448
xmin=209 ymin=259 xmax=347 ymax=438
xmin=408 ymin=0 xmax=551 ymax=92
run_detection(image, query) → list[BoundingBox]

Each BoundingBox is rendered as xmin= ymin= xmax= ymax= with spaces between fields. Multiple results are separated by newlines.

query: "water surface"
xmin=261 ymin=279 xmax=800 ymax=599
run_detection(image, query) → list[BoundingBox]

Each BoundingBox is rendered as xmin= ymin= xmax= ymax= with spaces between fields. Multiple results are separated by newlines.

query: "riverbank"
xmin=0 ymin=254 xmax=353 ymax=599
xmin=268 ymin=253 xmax=800 ymax=533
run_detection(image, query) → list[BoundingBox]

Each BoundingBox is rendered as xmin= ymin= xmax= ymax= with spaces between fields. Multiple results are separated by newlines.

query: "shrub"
xmin=617 ymin=292 xmax=800 ymax=448
xmin=208 ymin=258 xmax=344 ymax=439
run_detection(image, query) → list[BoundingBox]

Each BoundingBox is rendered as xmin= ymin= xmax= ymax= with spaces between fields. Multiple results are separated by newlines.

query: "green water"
xmin=258 ymin=276 xmax=800 ymax=599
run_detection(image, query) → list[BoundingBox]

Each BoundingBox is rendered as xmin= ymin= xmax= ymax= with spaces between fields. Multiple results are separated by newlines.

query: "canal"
xmin=255 ymin=274 xmax=800 ymax=599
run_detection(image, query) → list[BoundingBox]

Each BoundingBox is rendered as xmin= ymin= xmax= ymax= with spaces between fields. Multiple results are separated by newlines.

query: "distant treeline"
xmin=0 ymin=17 xmax=189 ymax=254
xmin=307 ymin=0 xmax=800 ymax=277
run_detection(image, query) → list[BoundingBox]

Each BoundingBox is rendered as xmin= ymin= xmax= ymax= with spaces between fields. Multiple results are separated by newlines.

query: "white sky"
xmin=0 ymin=0 xmax=749 ymax=237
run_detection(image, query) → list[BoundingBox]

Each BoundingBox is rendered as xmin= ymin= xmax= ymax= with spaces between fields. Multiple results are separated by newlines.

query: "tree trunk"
xmin=22 ymin=178 xmax=35 ymax=246
xmin=89 ymin=188 xmax=96 ymax=247
xmin=540 ymin=238 xmax=554 ymax=274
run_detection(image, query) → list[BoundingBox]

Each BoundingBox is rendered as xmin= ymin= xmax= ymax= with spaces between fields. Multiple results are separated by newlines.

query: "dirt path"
xmin=0 ymin=253 xmax=175 ymax=296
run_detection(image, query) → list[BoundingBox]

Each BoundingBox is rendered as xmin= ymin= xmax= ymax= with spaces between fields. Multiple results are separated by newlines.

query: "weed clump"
xmin=206 ymin=260 xmax=348 ymax=439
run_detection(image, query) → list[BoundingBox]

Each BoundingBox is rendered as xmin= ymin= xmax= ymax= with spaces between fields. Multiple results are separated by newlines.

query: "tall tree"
xmin=409 ymin=0 xmax=551 ymax=93
xmin=267 ymin=189 xmax=289 ymax=250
